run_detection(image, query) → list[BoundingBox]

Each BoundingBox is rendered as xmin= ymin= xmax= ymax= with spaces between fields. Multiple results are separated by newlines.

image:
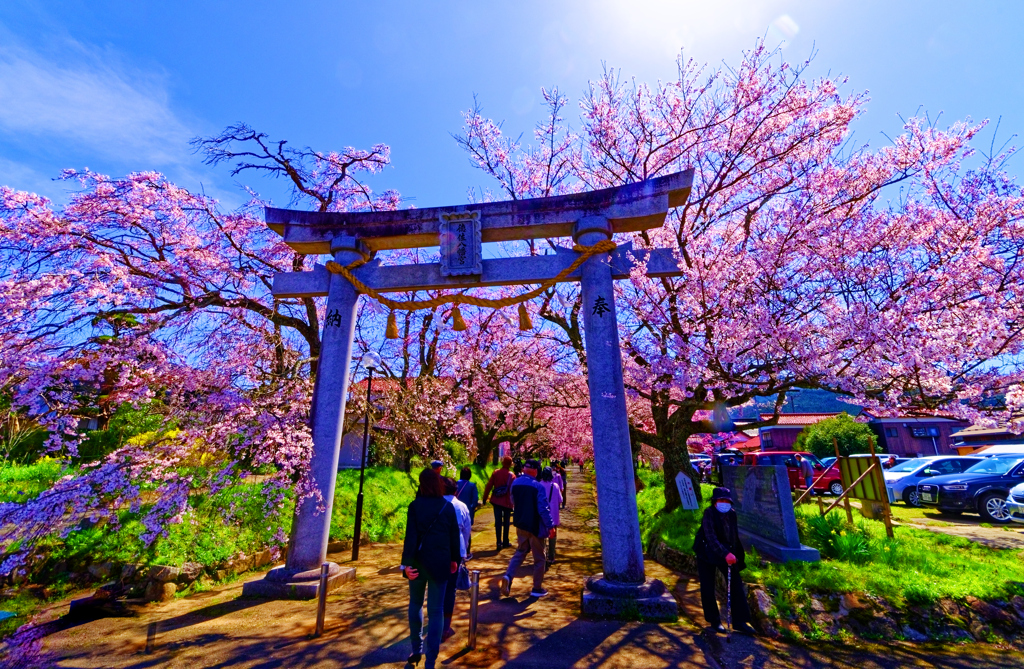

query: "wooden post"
xmin=870 ymin=436 xmax=896 ymax=539
xmin=835 ymin=437 xmax=854 ymax=524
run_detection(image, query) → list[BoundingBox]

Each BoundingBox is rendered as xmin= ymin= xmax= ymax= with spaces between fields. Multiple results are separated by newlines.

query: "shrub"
xmin=793 ymin=413 xmax=875 ymax=459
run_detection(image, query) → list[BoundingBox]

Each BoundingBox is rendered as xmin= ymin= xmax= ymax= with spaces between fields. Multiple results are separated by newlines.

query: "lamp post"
xmin=352 ymin=351 xmax=381 ymax=561
xmin=787 ymin=388 xmax=802 ymax=413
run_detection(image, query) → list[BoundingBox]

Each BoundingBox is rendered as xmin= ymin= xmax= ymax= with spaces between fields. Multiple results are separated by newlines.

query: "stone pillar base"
xmin=580 ymin=574 xmax=678 ymax=622
xmin=241 ymin=562 xmax=355 ymax=600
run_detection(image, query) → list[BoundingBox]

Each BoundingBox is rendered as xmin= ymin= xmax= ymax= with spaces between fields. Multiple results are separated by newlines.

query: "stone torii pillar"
xmin=574 ymin=216 xmax=676 ymax=618
xmin=242 ymin=170 xmax=692 ymax=617
xmin=243 ymin=236 xmax=367 ymax=598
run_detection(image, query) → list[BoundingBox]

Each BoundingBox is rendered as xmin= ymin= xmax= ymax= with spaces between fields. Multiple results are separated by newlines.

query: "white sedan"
xmin=1009 ymin=481 xmax=1024 ymax=524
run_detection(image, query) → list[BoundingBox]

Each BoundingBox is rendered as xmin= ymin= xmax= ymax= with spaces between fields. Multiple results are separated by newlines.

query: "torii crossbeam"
xmin=244 ymin=170 xmax=693 ymax=620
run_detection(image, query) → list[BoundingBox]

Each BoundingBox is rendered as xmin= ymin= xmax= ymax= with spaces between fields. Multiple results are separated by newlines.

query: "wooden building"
xmin=758 ymin=413 xmax=842 ymax=451
xmin=864 ymin=413 xmax=970 ymax=457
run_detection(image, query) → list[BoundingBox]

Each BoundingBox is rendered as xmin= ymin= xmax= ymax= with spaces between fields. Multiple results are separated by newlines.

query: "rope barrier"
xmin=324 ymin=240 xmax=617 ymax=311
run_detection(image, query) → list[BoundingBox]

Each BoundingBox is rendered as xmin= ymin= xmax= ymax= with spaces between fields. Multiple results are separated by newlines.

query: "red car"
xmin=742 ymin=451 xmax=844 ymax=495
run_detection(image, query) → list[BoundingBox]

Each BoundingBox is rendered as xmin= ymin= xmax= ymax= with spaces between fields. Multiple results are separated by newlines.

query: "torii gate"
xmin=243 ymin=169 xmax=693 ymax=619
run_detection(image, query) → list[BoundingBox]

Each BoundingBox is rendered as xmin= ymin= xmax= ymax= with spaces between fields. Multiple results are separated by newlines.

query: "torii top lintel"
xmin=266 ymin=169 xmax=693 ymax=254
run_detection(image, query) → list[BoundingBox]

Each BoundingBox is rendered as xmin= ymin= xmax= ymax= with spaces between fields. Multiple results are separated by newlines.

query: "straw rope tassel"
xmin=385 ymin=311 xmax=399 ymax=339
xmin=324 ymin=239 xmax=616 ymax=316
xmin=451 ymin=305 xmax=468 ymax=331
xmin=517 ymin=303 xmax=533 ymax=330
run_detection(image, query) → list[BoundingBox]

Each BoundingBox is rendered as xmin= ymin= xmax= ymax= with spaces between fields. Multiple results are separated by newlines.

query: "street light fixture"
xmin=352 ymin=351 xmax=381 ymax=561
xmin=787 ymin=388 xmax=802 ymax=413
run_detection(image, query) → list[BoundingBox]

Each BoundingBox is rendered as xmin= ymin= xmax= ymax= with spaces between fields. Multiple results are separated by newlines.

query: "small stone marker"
xmin=439 ymin=212 xmax=482 ymax=276
xmin=674 ymin=472 xmax=699 ymax=510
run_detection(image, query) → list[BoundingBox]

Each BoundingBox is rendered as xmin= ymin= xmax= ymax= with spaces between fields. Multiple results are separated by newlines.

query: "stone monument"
xmin=721 ymin=465 xmax=819 ymax=562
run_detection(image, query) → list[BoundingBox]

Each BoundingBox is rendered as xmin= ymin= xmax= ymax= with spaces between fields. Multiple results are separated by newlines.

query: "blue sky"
xmin=0 ymin=1 xmax=1021 ymax=210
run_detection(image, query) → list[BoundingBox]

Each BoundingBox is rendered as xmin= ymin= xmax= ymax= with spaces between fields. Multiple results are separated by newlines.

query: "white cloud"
xmin=0 ymin=43 xmax=194 ymax=167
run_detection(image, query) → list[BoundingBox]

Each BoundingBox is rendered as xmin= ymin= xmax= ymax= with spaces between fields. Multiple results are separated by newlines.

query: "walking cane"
xmin=725 ymin=565 xmax=733 ymax=644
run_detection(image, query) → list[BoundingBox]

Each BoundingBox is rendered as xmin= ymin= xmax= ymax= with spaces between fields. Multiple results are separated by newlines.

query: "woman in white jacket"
xmin=538 ymin=467 xmax=562 ymax=568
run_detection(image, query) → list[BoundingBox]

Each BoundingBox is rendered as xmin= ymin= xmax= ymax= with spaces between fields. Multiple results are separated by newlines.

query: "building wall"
xmin=759 ymin=427 xmax=804 ymax=452
xmin=870 ymin=420 xmax=969 ymax=457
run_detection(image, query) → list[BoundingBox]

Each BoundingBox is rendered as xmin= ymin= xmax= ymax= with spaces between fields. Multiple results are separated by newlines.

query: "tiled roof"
xmin=759 ymin=413 xmax=841 ymax=426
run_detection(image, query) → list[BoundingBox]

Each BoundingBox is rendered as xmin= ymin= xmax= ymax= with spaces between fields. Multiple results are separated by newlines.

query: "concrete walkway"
xmin=39 ymin=474 xmax=1022 ymax=668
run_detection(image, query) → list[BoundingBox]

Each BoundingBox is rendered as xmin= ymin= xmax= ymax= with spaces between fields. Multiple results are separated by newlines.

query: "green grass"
xmin=637 ymin=471 xmax=1024 ymax=607
xmin=10 ymin=462 xmax=498 ymax=578
xmin=0 ymin=458 xmax=70 ymax=502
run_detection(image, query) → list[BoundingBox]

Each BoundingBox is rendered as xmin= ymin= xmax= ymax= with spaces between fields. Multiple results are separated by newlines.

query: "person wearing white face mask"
xmin=692 ymin=487 xmax=756 ymax=635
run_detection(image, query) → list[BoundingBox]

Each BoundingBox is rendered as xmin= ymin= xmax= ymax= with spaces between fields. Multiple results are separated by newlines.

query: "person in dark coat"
xmin=499 ymin=459 xmax=555 ymax=598
xmin=455 ymin=466 xmax=480 ymax=557
xmin=693 ymin=487 xmax=756 ymax=635
xmin=401 ymin=468 xmax=461 ymax=668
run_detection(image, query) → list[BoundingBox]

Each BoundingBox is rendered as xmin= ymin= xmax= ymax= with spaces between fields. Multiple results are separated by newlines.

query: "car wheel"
xmin=979 ymin=493 xmax=1012 ymax=524
xmin=829 ymin=481 xmax=844 ymax=496
xmin=903 ymin=488 xmax=921 ymax=508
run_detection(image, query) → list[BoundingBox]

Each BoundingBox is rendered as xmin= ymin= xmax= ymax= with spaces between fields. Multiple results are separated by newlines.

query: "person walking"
xmin=798 ymin=455 xmax=814 ymax=492
xmin=482 ymin=456 xmax=516 ymax=550
xmin=499 ymin=459 xmax=555 ymax=598
xmin=401 ymin=468 xmax=461 ymax=668
xmin=441 ymin=477 xmax=472 ymax=642
xmin=538 ymin=467 xmax=562 ymax=569
xmin=455 ymin=466 xmax=479 ymax=557
xmin=693 ymin=487 xmax=755 ymax=635
xmin=553 ymin=464 xmax=567 ymax=509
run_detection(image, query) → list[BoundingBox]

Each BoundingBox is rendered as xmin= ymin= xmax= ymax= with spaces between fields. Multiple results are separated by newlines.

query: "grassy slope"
xmin=635 ymin=468 xmax=1024 ymax=607
xmin=0 ymin=462 xmax=498 ymax=572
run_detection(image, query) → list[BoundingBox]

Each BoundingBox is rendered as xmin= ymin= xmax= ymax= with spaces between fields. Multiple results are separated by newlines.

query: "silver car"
xmin=1009 ymin=481 xmax=1024 ymax=524
xmin=883 ymin=456 xmax=984 ymax=507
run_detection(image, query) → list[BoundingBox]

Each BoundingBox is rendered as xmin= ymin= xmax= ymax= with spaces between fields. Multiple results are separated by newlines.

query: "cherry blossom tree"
xmin=0 ymin=127 xmax=400 ymax=571
xmin=458 ymin=42 xmax=1024 ymax=510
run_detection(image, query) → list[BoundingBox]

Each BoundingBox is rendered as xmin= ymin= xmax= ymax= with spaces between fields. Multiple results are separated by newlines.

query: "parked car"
xmin=742 ymin=451 xmax=844 ymax=495
xmin=819 ymin=456 xmax=837 ymax=469
xmin=917 ymin=455 xmax=1024 ymax=523
xmin=848 ymin=453 xmax=912 ymax=469
xmin=1008 ymin=481 xmax=1024 ymax=525
xmin=883 ymin=456 xmax=984 ymax=507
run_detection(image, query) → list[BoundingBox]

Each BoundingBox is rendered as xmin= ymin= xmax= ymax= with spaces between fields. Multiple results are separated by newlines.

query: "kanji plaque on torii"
xmin=245 ymin=170 xmax=693 ymax=620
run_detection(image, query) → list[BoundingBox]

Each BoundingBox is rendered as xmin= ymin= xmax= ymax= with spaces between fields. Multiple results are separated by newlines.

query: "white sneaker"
xmin=529 ymin=588 xmax=549 ymax=598
xmin=499 ymin=575 xmax=511 ymax=597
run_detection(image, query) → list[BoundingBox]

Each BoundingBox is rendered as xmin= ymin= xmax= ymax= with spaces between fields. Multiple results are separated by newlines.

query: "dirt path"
xmin=898 ymin=519 xmax=1024 ymax=550
xmin=39 ymin=474 xmax=1022 ymax=668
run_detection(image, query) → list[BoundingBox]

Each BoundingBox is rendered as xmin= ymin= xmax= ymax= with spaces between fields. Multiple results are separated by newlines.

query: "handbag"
xmin=455 ymin=563 xmax=471 ymax=590
xmin=491 ymin=471 xmax=510 ymax=498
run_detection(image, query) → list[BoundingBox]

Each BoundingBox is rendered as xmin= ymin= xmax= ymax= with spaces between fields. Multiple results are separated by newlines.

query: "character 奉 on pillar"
xmin=692 ymin=487 xmax=756 ymax=635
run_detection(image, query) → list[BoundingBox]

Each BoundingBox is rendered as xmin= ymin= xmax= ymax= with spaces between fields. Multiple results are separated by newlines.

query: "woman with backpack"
xmin=482 ymin=456 xmax=516 ymax=550
xmin=538 ymin=466 xmax=562 ymax=568
xmin=401 ymin=468 xmax=461 ymax=668
xmin=692 ymin=487 xmax=756 ymax=635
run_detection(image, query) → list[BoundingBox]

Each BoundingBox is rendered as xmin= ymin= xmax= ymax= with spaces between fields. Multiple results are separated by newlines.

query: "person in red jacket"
xmin=482 ymin=456 xmax=516 ymax=550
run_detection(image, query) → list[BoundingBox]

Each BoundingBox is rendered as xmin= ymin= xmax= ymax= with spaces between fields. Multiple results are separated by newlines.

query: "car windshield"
xmin=888 ymin=458 xmax=928 ymax=473
xmin=799 ymin=454 xmax=824 ymax=468
xmin=963 ymin=457 xmax=1024 ymax=475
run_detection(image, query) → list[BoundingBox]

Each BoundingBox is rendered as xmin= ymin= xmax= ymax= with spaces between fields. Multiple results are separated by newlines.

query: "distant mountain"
xmin=732 ymin=389 xmax=862 ymax=419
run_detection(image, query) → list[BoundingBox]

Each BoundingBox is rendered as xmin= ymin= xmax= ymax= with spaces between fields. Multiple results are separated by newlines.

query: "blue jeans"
xmin=408 ymin=574 xmax=445 ymax=668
